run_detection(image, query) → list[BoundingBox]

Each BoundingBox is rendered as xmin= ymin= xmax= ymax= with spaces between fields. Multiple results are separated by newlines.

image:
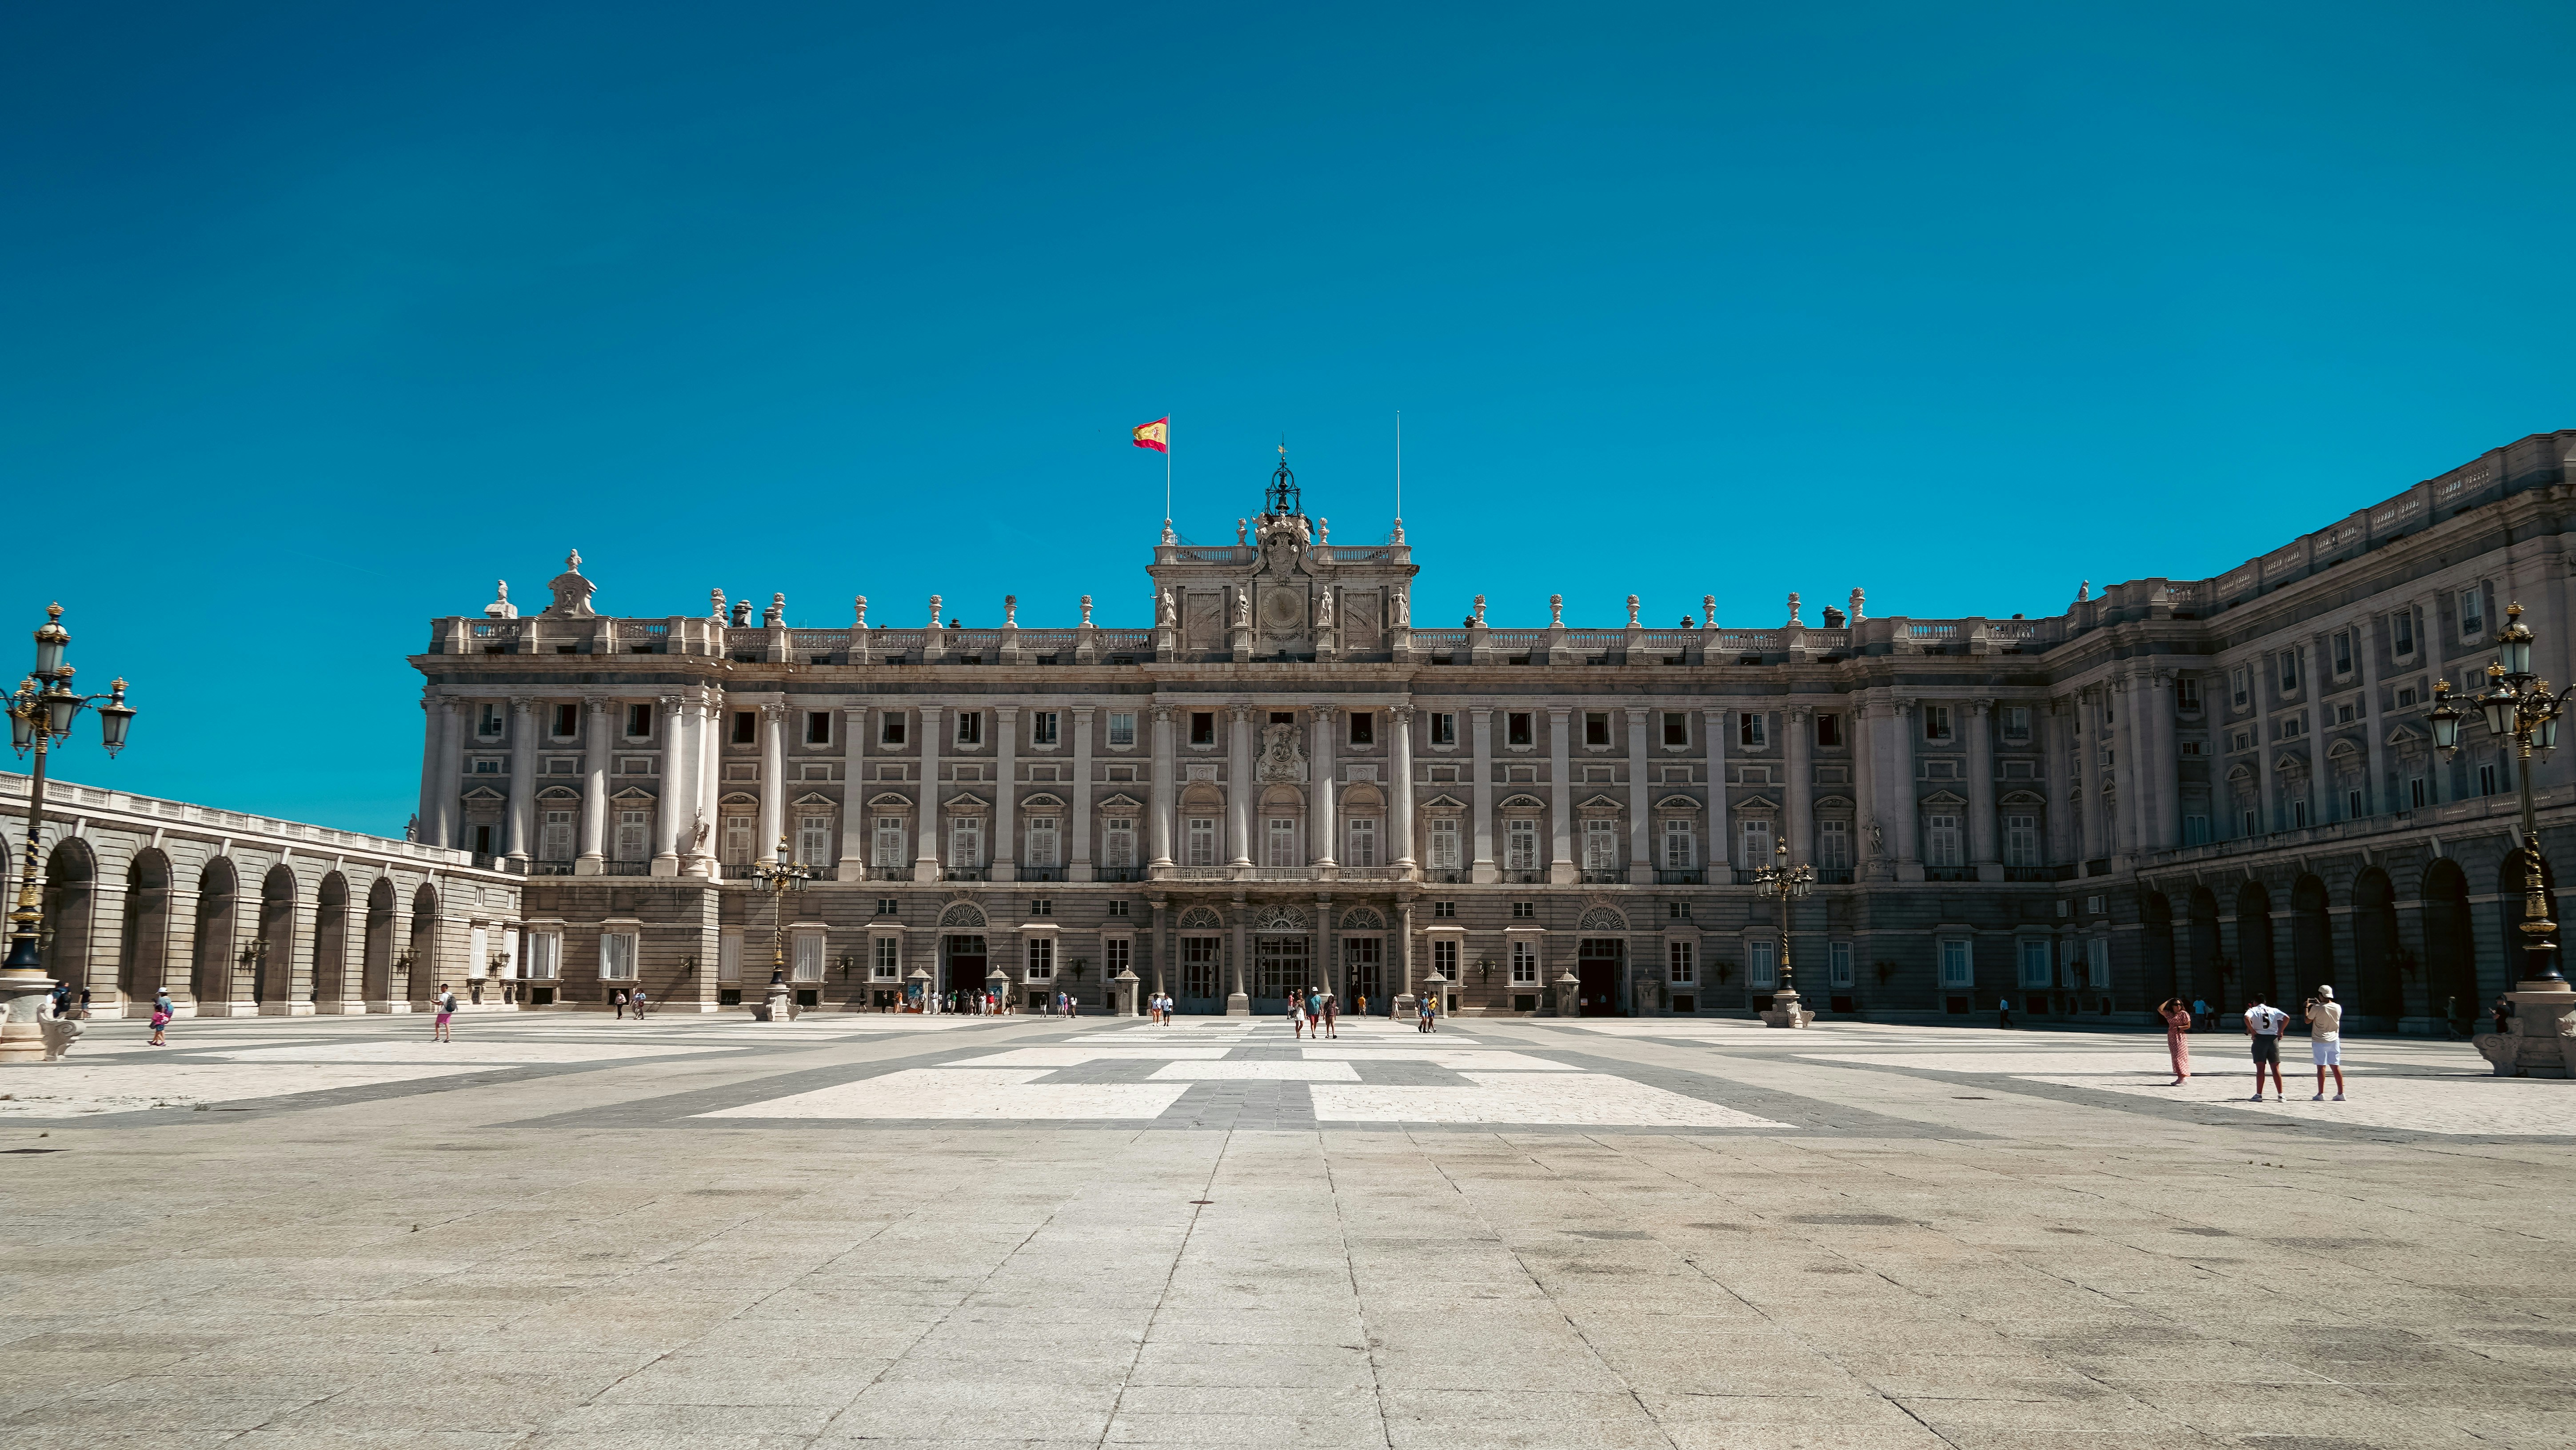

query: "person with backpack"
xmin=433 ymin=983 xmax=457 ymax=1042
xmin=149 ymin=988 xmax=173 ymax=1046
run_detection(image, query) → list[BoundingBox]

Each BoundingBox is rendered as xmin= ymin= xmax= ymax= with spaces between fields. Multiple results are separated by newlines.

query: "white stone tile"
xmin=953 ymin=1047 xmax=1237 ymax=1067
xmin=2012 ymin=1072 xmax=2576 ymax=1136
xmin=207 ymin=1041 xmax=728 ymax=1065
xmin=695 ymin=1068 xmax=1189 ymax=1121
xmin=1148 ymin=1061 xmax=1360 ymax=1081
xmin=1301 ymin=1049 xmax=1578 ymax=1071
xmin=0 ymin=1062 xmax=490 ymax=1118
xmin=1310 ymin=1072 xmax=1787 ymax=1128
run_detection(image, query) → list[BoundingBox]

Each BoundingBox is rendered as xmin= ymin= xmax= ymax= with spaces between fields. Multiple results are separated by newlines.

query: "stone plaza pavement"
xmin=1 ymin=1011 xmax=2568 ymax=1450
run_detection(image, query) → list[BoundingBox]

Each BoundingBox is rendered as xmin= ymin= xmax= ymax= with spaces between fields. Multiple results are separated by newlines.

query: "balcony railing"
xmin=944 ymin=868 xmax=990 ymax=882
xmin=1654 ymin=870 xmax=1705 ymax=885
xmin=1502 ymin=869 xmax=1546 ymax=884
xmin=1018 ymin=866 xmax=1067 ymax=882
xmin=2004 ymin=865 xmax=2074 ymax=882
xmin=1095 ymin=867 xmax=1146 ymax=883
xmin=1924 ymin=867 xmax=1976 ymax=883
xmin=1578 ymin=869 xmax=1623 ymax=884
xmin=1813 ymin=867 xmax=1855 ymax=885
xmin=602 ymin=861 xmax=651 ymax=876
xmin=1425 ymin=869 xmax=1468 ymax=884
xmin=529 ymin=861 xmax=575 ymax=877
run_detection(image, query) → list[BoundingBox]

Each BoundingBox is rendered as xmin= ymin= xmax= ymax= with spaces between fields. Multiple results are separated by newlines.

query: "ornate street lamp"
xmin=2426 ymin=602 xmax=2570 ymax=986
xmin=1751 ymin=841 xmax=1814 ymax=1029
xmin=750 ymin=837 xmax=812 ymax=1021
xmin=3 ymin=604 xmax=136 ymax=1065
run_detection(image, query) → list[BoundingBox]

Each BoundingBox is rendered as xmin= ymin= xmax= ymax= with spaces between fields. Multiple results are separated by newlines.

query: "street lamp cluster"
xmin=1752 ymin=841 xmax=1813 ymax=1028
xmin=2427 ymin=601 xmax=2568 ymax=985
xmin=749 ymin=838 xmax=813 ymax=1021
xmin=2 ymin=604 xmax=137 ymax=1065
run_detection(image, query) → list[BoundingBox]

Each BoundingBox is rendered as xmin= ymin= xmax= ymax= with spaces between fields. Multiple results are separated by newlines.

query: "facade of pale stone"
xmin=2 ymin=771 xmax=523 ymax=1017
xmin=409 ymin=437 xmax=2576 ymax=1028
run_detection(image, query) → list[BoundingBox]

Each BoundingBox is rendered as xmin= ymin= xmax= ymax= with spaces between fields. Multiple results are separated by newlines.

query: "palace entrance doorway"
xmin=1577 ymin=937 xmax=1625 ymax=1016
xmin=1253 ymin=935 xmax=1310 ymax=1011
xmin=942 ymin=934 xmax=987 ymax=1005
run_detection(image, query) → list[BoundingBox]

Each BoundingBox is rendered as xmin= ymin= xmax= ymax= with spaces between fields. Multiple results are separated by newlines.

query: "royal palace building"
xmin=394 ymin=433 xmax=2576 ymax=1029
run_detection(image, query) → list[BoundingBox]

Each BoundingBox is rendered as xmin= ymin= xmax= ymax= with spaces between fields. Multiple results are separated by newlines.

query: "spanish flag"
xmin=1131 ymin=417 xmax=1170 ymax=453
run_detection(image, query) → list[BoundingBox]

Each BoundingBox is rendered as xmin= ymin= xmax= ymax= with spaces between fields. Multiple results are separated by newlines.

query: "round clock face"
xmin=1262 ymin=589 xmax=1305 ymax=629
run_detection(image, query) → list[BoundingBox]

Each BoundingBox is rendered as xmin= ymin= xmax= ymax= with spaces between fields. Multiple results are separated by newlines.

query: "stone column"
xmin=2304 ymin=639 xmax=2329 ymax=825
xmin=2042 ymin=699 xmax=2072 ymax=862
xmin=2077 ymin=689 xmax=2105 ymax=859
xmin=577 ymin=697 xmax=610 ymax=873
xmin=1706 ymin=705 xmax=1732 ymax=880
xmin=653 ymin=695 xmax=687 ymax=876
xmin=416 ymin=689 xmax=446 ymax=847
xmin=1227 ymin=705 xmax=1257 ymax=868
xmin=1783 ymin=705 xmax=1813 ymax=869
xmin=2413 ymin=595 xmax=2444 ymax=805
xmin=915 ymin=705 xmax=943 ymax=882
xmin=2110 ymin=672 xmax=2143 ymax=857
xmin=1390 ymin=705 xmax=1418 ymax=873
xmin=1397 ymin=900 xmax=1416 ymax=1010
xmin=1849 ymin=699 xmax=1878 ymax=880
xmin=993 ymin=705 xmax=1018 ymax=882
xmin=1070 ymin=706 xmax=1094 ymax=882
xmin=2146 ymin=672 xmax=2177 ymax=848
xmin=1311 ymin=705 xmax=1339 ymax=867
xmin=1547 ymin=705 xmax=1574 ymax=884
xmin=693 ymin=693 xmax=721 ymax=876
xmin=1150 ymin=897 xmax=1169 ymax=995
xmin=1967 ymin=697 xmax=1998 ymax=878
xmin=2360 ymin=620 xmax=2388 ymax=814
xmin=1148 ymin=705 xmax=1175 ymax=868
xmin=837 ymin=705 xmax=868 ymax=880
xmin=757 ymin=702 xmax=787 ymax=865
xmin=667 ymin=694 xmax=703 ymax=875
xmin=1890 ymin=698 xmax=1921 ymax=878
xmin=504 ymin=698 xmax=537 ymax=865
xmin=1470 ymin=706 xmax=1497 ymax=882
xmin=430 ymin=698 xmax=463 ymax=849
xmin=1228 ymin=893 xmax=1250 ymax=1015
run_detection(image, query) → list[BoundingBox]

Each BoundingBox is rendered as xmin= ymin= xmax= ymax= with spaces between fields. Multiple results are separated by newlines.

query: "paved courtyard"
xmin=2 ymin=1010 xmax=2568 ymax=1450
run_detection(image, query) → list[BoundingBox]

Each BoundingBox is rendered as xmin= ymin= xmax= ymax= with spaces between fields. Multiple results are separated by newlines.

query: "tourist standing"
xmin=2304 ymin=985 xmax=2345 ymax=1101
xmin=1997 ymin=996 xmax=2013 ymax=1029
xmin=632 ymin=986 xmax=649 ymax=1018
xmin=2243 ymin=994 xmax=2288 ymax=1101
xmin=612 ymin=988 xmax=627 ymax=1020
xmin=1290 ymin=993 xmax=1306 ymax=1039
xmin=2191 ymin=996 xmax=2210 ymax=1032
xmin=2157 ymin=997 xmax=2193 ymax=1084
xmin=149 ymin=988 xmax=172 ymax=1046
xmin=1322 ymin=992 xmax=1337 ymax=1039
xmin=434 ymin=984 xmax=456 ymax=1042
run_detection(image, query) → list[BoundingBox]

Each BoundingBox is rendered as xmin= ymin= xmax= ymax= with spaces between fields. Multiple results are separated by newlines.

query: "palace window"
xmin=625 ymin=703 xmax=653 ymax=738
xmin=873 ymin=937 xmax=900 ymax=980
xmin=1661 ymin=818 xmax=1695 ymax=869
xmin=731 ymin=710 xmax=756 ymax=744
xmin=2332 ymin=631 xmax=2353 ymax=677
xmin=1939 ymin=939 xmax=1974 ymax=989
xmin=1662 ymin=712 xmax=1689 ymax=747
xmin=880 ymin=712 xmax=907 ymax=746
xmin=1347 ymin=817 xmax=1378 ymax=867
xmin=792 ymin=932 xmax=824 ymax=983
xmin=1185 ymin=817 xmax=1218 ymax=866
xmin=872 ymin=817 xmax=906 ymax=867
xmin=599 ymin=931 xmax=638 ymax=981
xmin=1584 ymin=712 xmax=1611 ymax=747
xmin=1350 ymin=712 xmax=1374 ymax=746
xmin=551 ymin=703 xmax=579 ymax=737
xmin=1506 ymin=712 xmax=1534 ymax=747
xmin=526 ymin=931 xmax=559 ymax=981
xmin=2409 ymin=777 xmax=2428 ymax=809
xmin=1738 ymin=712 xmax=1767 ymax=748
xmin=1432 ymin=901 xmax=1456 ymax=919
xmin=1430 ymin=713 xmax=1456 ymax=746
xmin=2480 ymin=762 xmax=2500 ymax=797
xmin=1819 ymin=819 xmax=1850 ymax=869
xmin=1747 ymin=939 xmax=1777 ymax=990
xmin=1506 ymin=819 xmax=1538 ymax=871
xmin=948 ymin=816 xmax=984 ymax=866
xmin=1923 ymin=705 xmax=1953 ymax=741
xmin=1107 ymin=711 xmax=1136 ymax=747
xmin=2001 ymin=705 xmax=2030 ymax=741
xmin=1025 ymin=936 xmax=1054 ymax=981
xmin=1025 ymin=817 xmax=1058 ymax=868
xmin=1738 ymin=818 xmax=1773 ymax=869
xmin=1582 ymin=819 xmax=1617 ymax=869
xmin=2175 ymin=677 xmax=2201 ymax=711
xmin=1828 ymin=941 xmax=1854 ymax=989
xmin=1266 ymin=817 xmax=1298 ymax=867
xmin=2086 ymin=938 xmax=2111 ymax=989
xmin=2183 ymin=814 xmax=2210 ymax=844
xmin=1817 ymin=712 xmax=1844 ymax=747
xmin=2460 ymin=587 xmax=2485 ymax=640
xmin=1106 ymin=937 xmax=1131 ymax=978
xmin=797 ymin=814 xmax=832 ymax=866
xmin=955 ymin=711 xmax=982 ymax=746
xmin=2003 ymin=813 xmax=2038 ymax=867
xmin=2394 ymin=608 xmax=2416 ymax=656
xmin=615 ymin=809 xmax=650 ymax=863
xmin=1511 ymin=900 xmax=1536 ymax=919
xmin=1925 ymin=814 xmax=1962 ymax=869
xmin=723 ymin=815 xmax=754 ymax=866
xmin=1190 ymin=712 xmax=1216 ymax=746
xmin=1429 ymin=818 xmax=1461 ymax=870
xmin=1510 ymin=939 xmax=1538 ymax=984
xmin=2018 ymin=939 xmax=2051 ymax=988
xmin=805 ymin=710 xmax=831 ymax=745
xmin=1666 ymin=940 xmax=1696 ymax=986
xmin=475 ymin=703 xmax=503 ymax=737
xmin=540 ymin=810 xmax=574 ymax=862
xmin=1031 ymin=712 xmax=1058 ymax=746
xmin=1103 ymin=817 xmax=1136 ymax=867
xmin=2277 ymin=652 xmax=2300 ymax=695
xmin=1432 ymin=938 xmax=1458 ymax=983
xmin=1182 ymin=937 xmax=1219 ymax=998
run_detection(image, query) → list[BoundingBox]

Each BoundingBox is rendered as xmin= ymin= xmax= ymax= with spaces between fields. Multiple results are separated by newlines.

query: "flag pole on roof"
xmin=1133 ymin=416 xmax=1172 ymax=542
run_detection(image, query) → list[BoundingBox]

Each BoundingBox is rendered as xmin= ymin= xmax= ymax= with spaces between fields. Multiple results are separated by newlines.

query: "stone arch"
xmin=2350 ymin=867 xmax=2401 ymax=1023
xmin=1178 ymin=781 xmax=1225 ymax=814
xmin=2499 ymin=850 xmax=2564 ymax=985
xmin=2186 ymin=886 xmax=2223 ymax=1008
xmin=2141 ymin=891 xmax=2177 ymax=1005
xmin=2289 ymin=873 xmax=2333 ymax=1000
xmin=258 ymin=864 xmax=298 ymax=1006
xmin=1249 ymin=902 xmax=1309 ymax=934
xmin=363 ymin=875 xmax=398 ymax=1007
xmin=313 ymin=872 xmax=350 ymax=1007
xmin=2234 ymin=880 xmax=2274 ymax=1006
xmin=1576 ymin=904 xmax=1628 ymax=933
xmin=1176 ymin=904 xmax=1224 ymax=930
xmin=936 ymin=900 xmax=987 ymax=929
xmin=2421 ymin=857 xmax=2476 ymax=1024
xmin=192 ymin=856 xmax=241 ymax=1006
xmin=119 ymin=847 xmax=173 ymax=1001
xmin=1339 ymin=906 xmax=1386 ymax=932
xmin=409 ymin=881 xmax=441 ymax=994
xmin=38 ymin=836 xmax=97 ymax=997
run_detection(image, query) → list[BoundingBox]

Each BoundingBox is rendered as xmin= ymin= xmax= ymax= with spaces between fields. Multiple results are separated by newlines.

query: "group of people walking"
xmin=1289 ymin=989 xmax=1339 ymax=1038
xmin=2156 ymin=987 xmax=2347 ymax=1100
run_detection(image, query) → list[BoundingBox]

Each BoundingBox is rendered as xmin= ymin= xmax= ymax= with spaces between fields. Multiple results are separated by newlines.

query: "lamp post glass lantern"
xmin=3 ymin=604 xmax=137 ymax=1065
xmin=2427 ymin=601 xmax=2569 ymax=985
xmin=750 ymin=837 xmax=813 ymax=1018
xmin=1752 ymin=840 xmax=1814 ymax=1026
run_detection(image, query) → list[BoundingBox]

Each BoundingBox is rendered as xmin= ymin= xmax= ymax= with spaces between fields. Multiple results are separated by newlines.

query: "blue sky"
xmin=5 ymin=2 xmax=2573 ymax=832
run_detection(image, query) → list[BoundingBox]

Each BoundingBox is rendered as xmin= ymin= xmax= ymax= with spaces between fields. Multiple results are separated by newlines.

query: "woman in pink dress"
xmin=2158 ymin=998 xmax=2193 ymax=1084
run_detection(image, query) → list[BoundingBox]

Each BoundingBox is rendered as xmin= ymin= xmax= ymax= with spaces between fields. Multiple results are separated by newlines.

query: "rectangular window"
xmin=540 ymin=809 xmax=574 ymax=862
xmin=2001 ymin=705 xmax=2029 ymax=741
xmin=1923 ymin=704 xmax=1953 ymax=741
xmin=717 ymin=933 xmax=743 ymax=985
xmin=1510 ymin=939 xmax=1538 ymax=983
xmin=549 ymin=703 xmax=578 ymax=737
xmin=1432 ymin=901 xmax=1456 ymax=918
xmin=2233 ymin=730 xmax=2252 ymax=751
xmin=1668 ymin=902 xmax=1691 ymax=920
xmin=1661 ymin=818 xmax=1695 ymax=869
xmin=1266 ymin=817 xmax=1298 ymax=867
xmin=2332 ymin=631 xmax=2353 ymax=677
xmin=2280 ymin=717 xmax=2305 ymax=739
xmin=2017 ymin=938 xmax=2050 ymax=988
xmin=1186 ymin=817 xmax=1218 ymax=867
xmin=880 ymin=712 xmax=907 ymax=746
xmin=2394 ymin=609 xmax=2416 ymax=656
xmin=1350 ymin=712 xmax=1375 ymax=746
xmin=1025 ymin=816 xmax=1059 ymax=867
xmin=2182 ymin=814 xmax=2209 ymax=845
xmin=2242 ymin=807 xmax=2258 ymax=835
xmin=2086 ymin=937 xmax=2111 ymax=990
xmin=872 ymin=816 xmax=906 ymax=867
xmin=2409 ymin=776 xmax=2428 ymax=809
xmin=1506 ymin=819 xmax=1538 ymax=871
xmin=1816 ymin=712 xmax=1844 ymax=748
xmin=873 ymin=937 xmax=900 ymax=980
xmin=949 ymin=816 xmax=983 ymax=866
xmin=2460 ymin=587 xmax=2485 ymax=640
xmin=1738 ymin=712 xmax=1767 ymax=748
xmin=1107 ymin=711 xmax=1136 ymax=747
xmin=2396 ymin=686 xmax=2417 ymax=708
xmin=955 ymin=712 xmax=982 ymax=746
xmin=2231 ymin=666 xmax=2251 ymax=709
xmin=2290 ymin=798 xmax=2309 ymax=828
xmin=1024 ymin=935 xmax=1055 ymax=981
xmin=1739 ymin=817 xmax=1773 ymax=869
xmin=797 ymin=814 xmax=832 ymax=865
xmin=625 ymin=703 xmax=653 ymax=738
xmin=1507 ymin=712 xmax=1534 ymax=747
xmin=723 ymin=815 xmax=754 ymax=866
xmin=1511 ymin=901 xmax=1535 ymax=920
xmin=1582 ymin=818 xmax=1617 ymax=869
xmin=1103 ymin=817 xmax=1136 ymax=867
xmin=1030 ymin=712 xmax=1058 ymax=746
xmin=615 ymin=809 xmax=650 ymax=862
xmin=2278 ymin=652 xmax=2299 ymax=694
xmin=1828 ymin=941 xmax=1854 ymax=989
xmin=1584 ymin=712 xmax=1611 ymax=747
xmin=1662 ymin=712 xmax=1689 ymax=747
xmin=1747 ymin=938 xmax=1777 ymax=990
xmin=792 ymin=933 xmax=824 ymax=983
xmin=1429 ymin=818 xmax=1461 ymax=869
xmin=1667 ymin=940 xmax=1695 ymax=985
xmin=2003 ymin=814 xmax=2037 ymax=867
xmin=805 ymin=711 xmax=831 ymax=745
xmin=1925 ymin=814 xmax=1962 ymax=868
xmin=730 ymin=710 xmax=755 ymax=744
xmin=1938 ymin=939 xmax=1972 ymax=989
xmin=1430 ymin=713 xmax=1456 ymax=747
xmin=1182 ymin=936 xmax=1218 ymax=998
xmin=2174 ymin=678 xmax=2201 ymax=711
xmin=875 ymin=898 xmax=900 ymax=915
xmin=2180 ymin=740 xmax=2204 ymax=757
xmin=2346 ymin=788 xmax=2363 ymax=819
xmin=1105 ymin=937 xmax=1131 ymax=978
xmin=2480 ymin=762 xmax=2500 ymax=797
xmin=599 ymin=932 xmax=638 ymax=981
xmin=1432 ymin=938 xmax=1458 ymax=983
xmin=1818 ymin=819 xmax=1850 ymax=869
xmin=1347 ymin=818 xmax=1378 ymax=867
xmin=1190 ymin=712 xmax=1217 ymax=746
xmin=2336 ymin=703 xmax=2356 ymax=725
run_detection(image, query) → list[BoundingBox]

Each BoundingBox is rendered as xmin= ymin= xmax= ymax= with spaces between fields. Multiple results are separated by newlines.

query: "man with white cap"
xmin=2303 ymin=984 xmax=2345 ymax=1101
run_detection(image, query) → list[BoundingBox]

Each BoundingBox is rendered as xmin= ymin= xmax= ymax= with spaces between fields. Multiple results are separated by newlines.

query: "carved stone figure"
xmin=1235 ymin=590 xmax=1251 ymax=628
xmin=1315 ymin=589 xmax=1333 ymax=627
xmin=1849 ymin=586 xmax=1866 ymax=623
xmin=1158 ymin=588 xmax=1175 ymax=626
xmin=763 ymin=593 xmax=785 ymax=627
xmin=1256 ymin=721 xmax=1307 ymax=782
xmin=541 ymin=551 xmax=596 ymax=617
xmin=1868 ymin=819 xmax=1885 ymax=856
xmin=691 ymin=814 xmax=710 ymax=850
xmin=404 ymin=813 xmax=419 ymax=843
xmin=1703 ymin=594 xmax=1716 ymax=626
xmin=484 ymin=581 xmax=517 ymax=620
xmin=1080 ymin=594 xmax=1094 ymax=626
xmin=1473 ymin=594 xmax=1486 ymax=626
xmin=1393 ymin=587 xmax=1410 ymax=627
xmin=853 ymin=595 xmax=867 ymax=627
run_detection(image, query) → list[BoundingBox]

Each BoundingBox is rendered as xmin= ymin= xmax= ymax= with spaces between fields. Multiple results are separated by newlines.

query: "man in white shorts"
xmin=2304 ymin=984 xmax=2345 ymax=1100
